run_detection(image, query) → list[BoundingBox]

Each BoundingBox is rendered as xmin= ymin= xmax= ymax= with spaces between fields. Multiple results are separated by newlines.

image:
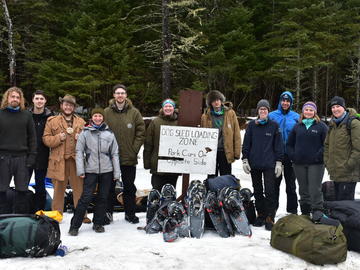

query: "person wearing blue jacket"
xmin=269 ymin=91 xmax=299 ymax=214
xmin=242 ymin=99 xmax=283 ymax=231
xmin=287 ymin=101 xmax=328 ymax=221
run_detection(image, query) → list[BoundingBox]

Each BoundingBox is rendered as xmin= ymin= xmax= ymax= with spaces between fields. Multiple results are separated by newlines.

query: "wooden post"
xmin=177 ymin=90 xmax=203 ymax=201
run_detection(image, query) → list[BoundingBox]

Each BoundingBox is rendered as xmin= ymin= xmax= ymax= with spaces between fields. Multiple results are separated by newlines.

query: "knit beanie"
xmin=91 ymin=107 xmax=105 ymax=117
xmin=302 ymin=101 xmax=317 ymax=113
xmin=330 ymin=96 xmax=346 ymax=109
xmin=256 ymin=99 xmax=270 ymax=112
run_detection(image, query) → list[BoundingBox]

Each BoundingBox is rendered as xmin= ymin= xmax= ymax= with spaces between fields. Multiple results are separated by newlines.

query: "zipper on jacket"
xmin=97 ymin=132 xmax=101 ymax=174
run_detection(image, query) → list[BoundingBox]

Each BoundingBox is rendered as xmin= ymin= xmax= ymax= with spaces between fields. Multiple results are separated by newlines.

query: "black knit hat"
xmin=91 ymin=107 xmax=105 ymax=117
xmin=206 ymin=90 xmax=225 ymax=107
xmin=330 ymin=96 xmax=346 ymax=109
xmin=256 ymin=99 xmax=270 ymax=112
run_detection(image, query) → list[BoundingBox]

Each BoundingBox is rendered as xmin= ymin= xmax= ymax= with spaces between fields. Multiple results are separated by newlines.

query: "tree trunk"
xmin=1 ymin=0 xmax=16 ymax=86
xmin=162 ymin=0 xmax=171 ymax=98
xmin=295 ymin=42 xmax=301 ymax=112
xmin=325 ymin=65 xmax=330 ymax=117
xmin=357 ymin=46 xmax=360 ymax=111
xmin=313 ymin=67 xmax=318 ymax=104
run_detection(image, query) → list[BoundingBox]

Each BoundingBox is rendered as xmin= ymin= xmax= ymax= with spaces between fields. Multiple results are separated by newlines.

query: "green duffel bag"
xmin=0 ymin=214 xmax=61 ymax=258
xmin=270 ymin=214 xmax=347 ymax=265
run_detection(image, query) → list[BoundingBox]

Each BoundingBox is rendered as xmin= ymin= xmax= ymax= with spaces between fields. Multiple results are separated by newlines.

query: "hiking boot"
xmin=311 ymin=210 xmax=340 ymax=226
xmin=68 ymin=227 xmax=79 ymax=236
xmin=125 ymin=214 xmax=139 ymax=224
xmin=83 ymin=216 xmax=92 ymax=224
xmin=300 ymin=204 xmax=311 ymax=216
xmin=253 ymin=216 xmax=265 ymax=227
xmin=265 ymin=216 xmax=274 ymax=231
xmin=93 ymin=224 xmax=105 ymax=233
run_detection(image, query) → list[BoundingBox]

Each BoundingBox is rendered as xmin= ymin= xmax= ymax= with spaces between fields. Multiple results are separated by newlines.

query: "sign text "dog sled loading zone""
xmin=158 ymin=125 xmax=219 ymax=174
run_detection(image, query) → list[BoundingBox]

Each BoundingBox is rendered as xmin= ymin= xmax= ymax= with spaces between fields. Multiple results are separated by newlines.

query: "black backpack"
xmin=0 ymin=214 xmax=61 ymax=258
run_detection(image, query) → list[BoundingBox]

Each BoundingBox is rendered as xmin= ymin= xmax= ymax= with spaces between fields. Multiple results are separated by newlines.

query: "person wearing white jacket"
xmin=69 ymin=108 xmax=120 ymax=236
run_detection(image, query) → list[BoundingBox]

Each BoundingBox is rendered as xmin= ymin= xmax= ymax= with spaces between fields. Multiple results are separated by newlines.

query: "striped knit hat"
xmin=302 ymin=101 xmax=317 ymax=113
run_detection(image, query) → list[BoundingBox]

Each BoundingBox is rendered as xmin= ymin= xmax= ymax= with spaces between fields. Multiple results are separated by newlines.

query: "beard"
xmin=9 ymin=101 xmax=20 ymax=108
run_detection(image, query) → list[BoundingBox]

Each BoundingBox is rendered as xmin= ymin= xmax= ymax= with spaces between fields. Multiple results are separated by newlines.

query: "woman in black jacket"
xmin=242 ymin=99 xmax=283 ymax=231
xmin=287 ymin=101 xmax=328 ymax=221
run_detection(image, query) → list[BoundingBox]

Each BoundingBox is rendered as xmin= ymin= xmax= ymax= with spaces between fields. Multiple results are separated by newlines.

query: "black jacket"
xmin=286 ymin=121 xmax=328 ymax=165
xmin=242 ymin=119 xmax=283 ymax=170
xmin=324 ymin=200 xmax=360 ymax=229
xmin=28 ymin=107 xmax=54 ymax=169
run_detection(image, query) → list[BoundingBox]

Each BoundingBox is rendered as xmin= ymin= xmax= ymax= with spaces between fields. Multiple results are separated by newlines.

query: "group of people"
xmin=0 ymin=85 xmax=358 ymax=236
xmin=242 ymin=91 xmax=360 ymax=231
xmin=0 ymin=85 xmax=146 ymax=236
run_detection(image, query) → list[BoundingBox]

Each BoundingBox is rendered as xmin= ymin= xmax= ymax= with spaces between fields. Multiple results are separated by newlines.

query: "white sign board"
xmin=157 ymin=125 xmax=219 ymax=174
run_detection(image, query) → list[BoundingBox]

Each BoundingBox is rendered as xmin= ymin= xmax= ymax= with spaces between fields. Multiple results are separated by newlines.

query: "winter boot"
xmin=300 ymin=204 xmax=311 ymax=216
xmin=93 ymin=224 xmax=105 ymax=233
xmin=311 ymin=210 xmax=340 ymax=226
xmin=68 ymin=227 xmax=79 ymax=236
xmin=265 ymin=216 xmax=274 ymax=231
xmin=253 ymin=216 xmax=265 ymax=227
xmin=125 ymin=214 xmax=139 ymax=224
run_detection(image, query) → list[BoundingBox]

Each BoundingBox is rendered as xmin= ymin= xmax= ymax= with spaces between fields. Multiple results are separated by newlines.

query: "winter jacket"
xmin=0 ymin=108 xmax=37 ymax=160
xmin=43 ymin=114 xmax=86 ymax=181
xmin=28 ymin=107 xmax=54 ymax=170
xmin=201 ymin=103 xmax=241 ymax=163
xmin=75 ymin=123 xmax=121 ymax=179
xmin=143 ymin=109 xmax=179 ymax=174
xmin=242 ymin=119 xmax=283 ymax=170
xmin=287 ymin=120 xmax=328 ymax=165
xmin=104 ymin=98 xmax=145 ymax=166
xmin=269 ymin=91 xmax=300 ymax=152
xmin=324 ymin=108 xmax=360 ymax=182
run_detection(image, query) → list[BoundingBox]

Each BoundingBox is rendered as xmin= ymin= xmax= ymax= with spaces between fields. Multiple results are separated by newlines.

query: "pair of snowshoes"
xmin=145 ymin=184 xmax=190 ymax=242
xmin=185 ymin=180 xmax=207 ymax=239
xmin=205 ymin=187 xmax=252 ymax=237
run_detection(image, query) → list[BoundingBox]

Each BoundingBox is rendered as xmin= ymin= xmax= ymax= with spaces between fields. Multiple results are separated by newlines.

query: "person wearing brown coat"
xmin=43 ymin=95 xmax=87 ymax=220
xmin=201 ymin=90 xmax=241 ymax=177
xmin=143 ymin=99 xmax=179 ymax=191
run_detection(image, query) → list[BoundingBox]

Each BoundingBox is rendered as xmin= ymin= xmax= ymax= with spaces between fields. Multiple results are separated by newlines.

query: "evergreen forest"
xmin=1 ymin=0 xmax=360 ymax=116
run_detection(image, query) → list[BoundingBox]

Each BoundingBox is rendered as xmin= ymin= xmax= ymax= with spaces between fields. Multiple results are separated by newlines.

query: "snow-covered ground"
xmin=2 ymin=136 xmax=360 ymax=269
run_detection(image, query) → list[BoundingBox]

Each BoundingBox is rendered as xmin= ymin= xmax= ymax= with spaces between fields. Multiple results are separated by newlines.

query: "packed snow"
xmin=2 ymin=133 xmax=360 ymax=270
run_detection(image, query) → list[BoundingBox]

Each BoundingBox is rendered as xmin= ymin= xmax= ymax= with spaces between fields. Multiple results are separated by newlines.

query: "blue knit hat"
xmin=162 ymin=99 xmax=176 ymax=108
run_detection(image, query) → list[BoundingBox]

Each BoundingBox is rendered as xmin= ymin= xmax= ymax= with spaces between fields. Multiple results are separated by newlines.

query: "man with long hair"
xmin=0 ymin=87 xmax=37 ymax=214
xmin=43 ymin=94 xmax=89 ymax=222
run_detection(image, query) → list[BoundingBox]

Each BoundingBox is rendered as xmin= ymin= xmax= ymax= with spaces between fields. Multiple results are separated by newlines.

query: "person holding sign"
xmin=201 ymin=90 xmax=241 ymax=177
xmin=143 ymin=99 xmax=179 ymax=191
xmin=242 ymin=99 xmax=283 ymax=231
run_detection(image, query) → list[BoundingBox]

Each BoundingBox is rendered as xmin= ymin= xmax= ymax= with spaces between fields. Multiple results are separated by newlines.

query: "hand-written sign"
xmin=158 ymin=125 xmax=219 ymax=174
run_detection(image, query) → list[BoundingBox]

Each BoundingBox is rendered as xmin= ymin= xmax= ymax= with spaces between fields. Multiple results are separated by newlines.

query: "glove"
xmin=275 ymin=161 xmax=282 ymax=178
xmin=242 ymin=159 xmax=251 ymax=174
xmin=26 ymin=155 xmax=36 ymax=168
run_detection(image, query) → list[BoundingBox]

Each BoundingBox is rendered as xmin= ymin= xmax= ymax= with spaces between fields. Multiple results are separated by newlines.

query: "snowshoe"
xmin=145 ymin=204 xmax=168 ymax=234
xmin=221 ymin=187 xmax=252 ymax=237
xmin=163 ymin=217 xmax=179 ymax=242
xmin=204 ymin=191 xmax=230 ymax=238
xmin=218 ymin=188 xmax=235 ymax=237
xmin=167 ymin=201 xmax=190 ymax=238
xmin=186 ymin=181 xmax=206 ymax=238
xmin=146 ymin=189 xmax=161 ymax=225
xmin=160 ymin=184 xmax=177 ymax=205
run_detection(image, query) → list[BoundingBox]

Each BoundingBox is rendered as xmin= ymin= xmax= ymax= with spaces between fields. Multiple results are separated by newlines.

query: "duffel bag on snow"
xmin=270 ymin=214 xmax=347 ymax=265
xmin=0 ymin=214 xmax=61 ymax=258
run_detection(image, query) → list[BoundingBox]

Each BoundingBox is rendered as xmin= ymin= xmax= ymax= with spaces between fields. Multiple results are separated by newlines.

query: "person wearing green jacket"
xmin=104 ymin=84 xmax=145 ymax=224
xmin=324 ymin=96 xmax=360 ymax=200
xmin=143 ymin=99 xmax=179 ymax=191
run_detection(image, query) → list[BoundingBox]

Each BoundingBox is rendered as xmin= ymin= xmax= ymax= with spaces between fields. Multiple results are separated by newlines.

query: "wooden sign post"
xmin=176 ymin=90 xmax=203 ymax=200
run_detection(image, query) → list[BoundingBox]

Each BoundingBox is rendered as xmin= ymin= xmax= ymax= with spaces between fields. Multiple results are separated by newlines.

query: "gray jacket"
xmin=76 ymin=123 xmax=121 ymax=179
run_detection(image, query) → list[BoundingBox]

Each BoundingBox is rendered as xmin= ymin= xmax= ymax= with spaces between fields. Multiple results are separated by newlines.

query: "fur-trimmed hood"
xmin=206 ymin=90 xmax=225 ymax=107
